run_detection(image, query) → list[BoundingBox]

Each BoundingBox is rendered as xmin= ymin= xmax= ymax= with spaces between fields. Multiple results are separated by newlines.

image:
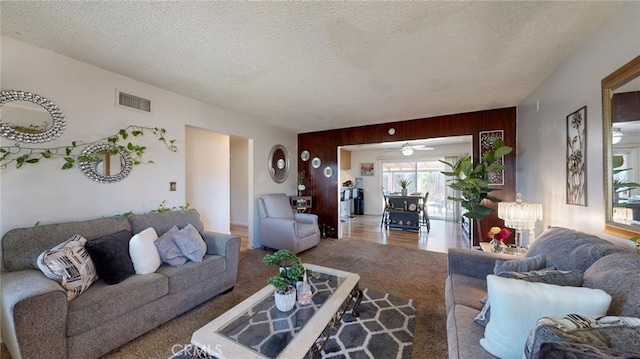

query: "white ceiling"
xmin=0 ymin=1 xmax=622 ymax=134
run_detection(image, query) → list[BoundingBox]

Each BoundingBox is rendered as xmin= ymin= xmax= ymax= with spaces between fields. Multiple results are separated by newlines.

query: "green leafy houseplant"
xmin=398 ymin=179 xmax=412 ymax=189
xmin=440 ymin=139 xmax=512 ymax=240
xmin=440 ymin=139 xmax=512 ymax=220
xmin=612 ymin=155 xmax=640 ymax=200
xmin=262 ymin=250 xmax=305 ymax=294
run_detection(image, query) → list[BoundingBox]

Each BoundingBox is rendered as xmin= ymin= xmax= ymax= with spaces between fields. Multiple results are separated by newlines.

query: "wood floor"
xmin=231 ymin=214 xmax=471 ymax=254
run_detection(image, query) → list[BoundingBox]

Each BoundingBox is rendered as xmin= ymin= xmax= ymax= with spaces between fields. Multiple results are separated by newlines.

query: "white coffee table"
xmin=191 ymin=263 xmax=362 ymax=359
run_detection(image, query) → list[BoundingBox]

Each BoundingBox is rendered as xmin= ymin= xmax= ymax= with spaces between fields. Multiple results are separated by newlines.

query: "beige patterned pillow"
xmin=37 ymin=234 xmax=98 ymax=300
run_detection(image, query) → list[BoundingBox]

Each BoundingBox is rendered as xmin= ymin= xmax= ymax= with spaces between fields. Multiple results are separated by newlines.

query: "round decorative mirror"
xmin=0 ymin=90 xmax=66 ymax=143
xmin=268 ymin=144 xmax=290 ymax=183
xmin=78 ymin=143 xmax=133 ymax=183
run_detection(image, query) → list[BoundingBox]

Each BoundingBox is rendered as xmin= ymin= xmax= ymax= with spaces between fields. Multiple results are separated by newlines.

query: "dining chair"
xmin=420 ymin=192 xmax=431 ymax=232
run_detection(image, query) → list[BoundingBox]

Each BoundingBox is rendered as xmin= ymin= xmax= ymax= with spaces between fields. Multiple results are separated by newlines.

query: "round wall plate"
xmin=323 ymin=166 xmax=333 ymax=178
xmin=311 ymin=157 xmax=321 ymax=168
xmin=301 ymin=150 xmax=310 ymax=161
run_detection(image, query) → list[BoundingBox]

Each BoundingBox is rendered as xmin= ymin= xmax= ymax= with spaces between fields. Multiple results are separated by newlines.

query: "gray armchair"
xmin=257 ymin=193 xmax=320 ymax=253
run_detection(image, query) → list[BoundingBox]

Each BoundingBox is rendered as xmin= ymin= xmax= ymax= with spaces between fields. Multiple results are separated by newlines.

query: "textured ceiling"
xmin=0 ymin=1 xmax=622 ymax=134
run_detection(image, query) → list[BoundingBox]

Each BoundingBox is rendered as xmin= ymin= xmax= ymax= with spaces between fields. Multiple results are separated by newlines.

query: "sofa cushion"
xmin=36 ymin=234 xmax=98 ymax=300
xmin=128 ymin=209 xmax=205 ymax=238
xmin=155 ymin=225 xmax=188 ymax=267
xmin=156 ymin=254 xmax=226 ymax=294
xmin=526 ymin=227 xmax=628 ymax=272
xmin=583 ymin=252 xmax=640 ymax=317
xmin=85 ymin=230 xmax=135 ymax=285
xmin=493 ymin=255 xmax=546 ymax=274
xmin=67 ymin=273 xmax=168 ymax=336
xmin=172 ymin=224 xmax=207 ymax=262
xmin=2 ymin=216 xmax=131 ymax=272
xmin=129 ymin=227 xmax=161 ymax=274
xmin=533 ymin=341 xmax=640 ymax=359
xmin=479 ymin=275 xmax=611 ymax=359
xmin=525 ymin=315 xmax=640 ymax=358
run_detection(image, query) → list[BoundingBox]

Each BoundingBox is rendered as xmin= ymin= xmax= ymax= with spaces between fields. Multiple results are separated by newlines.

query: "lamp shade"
xmin=498 ymin=193 xmax=543 ymax=230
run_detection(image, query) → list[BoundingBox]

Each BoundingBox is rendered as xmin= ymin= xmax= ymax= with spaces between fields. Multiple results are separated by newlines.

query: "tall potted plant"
xmin=440 ymin=139 xmax=512 ymax=242
xmin=262 ymin=250 xmax=305 ymax=311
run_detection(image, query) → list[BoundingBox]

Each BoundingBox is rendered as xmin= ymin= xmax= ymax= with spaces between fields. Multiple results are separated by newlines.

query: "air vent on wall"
xmin=116 ymin=90 xmax=151 ymax=113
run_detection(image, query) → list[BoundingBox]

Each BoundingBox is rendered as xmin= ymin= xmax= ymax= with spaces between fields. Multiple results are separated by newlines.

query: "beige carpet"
xmin=1 ymin=239 xmax=449 ymax=359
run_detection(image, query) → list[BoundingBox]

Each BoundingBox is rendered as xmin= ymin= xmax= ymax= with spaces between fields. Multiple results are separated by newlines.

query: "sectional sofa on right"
xmin=446 ymin=227 xmax=640 ymax=359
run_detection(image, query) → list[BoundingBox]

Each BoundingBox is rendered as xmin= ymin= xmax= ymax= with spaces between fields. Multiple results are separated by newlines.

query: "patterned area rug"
xmin=171 ymin=288 xmax=415 ymax=359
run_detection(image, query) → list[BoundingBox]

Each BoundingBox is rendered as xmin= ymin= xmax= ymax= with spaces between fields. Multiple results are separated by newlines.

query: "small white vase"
xmin=401 ymin=188 xmax=408 ymax=196
xmin=274 ymin=288 xmax=296 ymax=312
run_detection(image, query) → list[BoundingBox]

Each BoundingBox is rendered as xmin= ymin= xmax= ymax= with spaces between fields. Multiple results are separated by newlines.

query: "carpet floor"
xmin=1 ymin=238 xmax=449 ymax=359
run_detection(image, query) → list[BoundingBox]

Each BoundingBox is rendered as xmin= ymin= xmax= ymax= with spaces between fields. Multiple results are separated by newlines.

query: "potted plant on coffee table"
xmin=263 ymin=250 xmax=305 ymax=312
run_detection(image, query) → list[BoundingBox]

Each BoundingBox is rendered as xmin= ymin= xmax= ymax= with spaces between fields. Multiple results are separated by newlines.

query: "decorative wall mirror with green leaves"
xmin=0 ymin=90 xmax=66 ymax=143
xmin=78 ymin=142 xmax=133 ymax=183
xmin=268 ymin=144 xmax=290 ymax=183
xmin=603 ymin=54 xmax=640 ymax=236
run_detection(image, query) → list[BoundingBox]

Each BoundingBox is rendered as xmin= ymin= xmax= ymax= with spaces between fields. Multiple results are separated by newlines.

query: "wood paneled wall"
xmin=298 ymin=107 xmax=517 ymax=245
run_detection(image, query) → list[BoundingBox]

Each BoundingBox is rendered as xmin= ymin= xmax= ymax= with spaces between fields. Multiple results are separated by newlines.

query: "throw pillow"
xmin=36 ymin=234 xmax=98 ymax=300
xmin=493 ymin=254 xmax=546 ymax=275
xmin=172 ymin=223 xmax=207 ymax=262
xmin=154 ymin=225 xmax=188 ymax=267
xmin=474 ymin=269 xmax=583 ymax=327
xmin=479 ymin=275 xmax=611 ymax=359
xmin=525 ymin=315 xmax=640 ymax=358
xmin=129 ymin=227 xmax=161 ymax=274
xmin=85 ymin=230 xmax=135 ymax=285
xmin=533 ymin=341 xmax=640 ymax=359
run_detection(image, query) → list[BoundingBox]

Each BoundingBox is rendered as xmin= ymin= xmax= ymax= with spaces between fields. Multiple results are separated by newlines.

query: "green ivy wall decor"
xmin=0 ymin=125 xmax=177 ymax=170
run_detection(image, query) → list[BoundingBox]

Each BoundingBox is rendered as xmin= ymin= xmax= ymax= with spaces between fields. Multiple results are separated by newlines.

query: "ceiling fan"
xmin=385 ymin=142 xmax=434 ymax=156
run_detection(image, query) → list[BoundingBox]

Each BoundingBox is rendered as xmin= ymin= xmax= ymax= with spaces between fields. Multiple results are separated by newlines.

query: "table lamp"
xmin=498 ymin=193 xmax=543 ymax=254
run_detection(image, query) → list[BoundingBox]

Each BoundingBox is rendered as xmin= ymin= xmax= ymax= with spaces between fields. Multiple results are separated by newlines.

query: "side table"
xmin=479 ymin=242 xmax=526 ymax=257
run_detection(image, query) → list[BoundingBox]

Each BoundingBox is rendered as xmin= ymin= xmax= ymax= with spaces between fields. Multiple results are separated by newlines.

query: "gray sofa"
xmin=1 ymin=209 xmax=241 ymax=359
xmin=446 ymin=227 xmax=640 ymax=359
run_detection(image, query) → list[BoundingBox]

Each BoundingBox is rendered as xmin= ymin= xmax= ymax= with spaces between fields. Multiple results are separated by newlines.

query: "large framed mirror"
xmin=0 ymin=90 xmax=66 ymax=143
xmin=78 ymin=142 xmax=133 ymax=183
xmin=603 ymin=54 xmax=640 ymax=235
xmin=268 ymin=144 xmax=290 ymax=183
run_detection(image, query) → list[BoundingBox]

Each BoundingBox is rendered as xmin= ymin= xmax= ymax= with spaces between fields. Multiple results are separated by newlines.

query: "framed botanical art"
xmin=566 ymin=106 xmax=587 ymax=206
xmin=479 ymin=130 xmax=504 ymax=185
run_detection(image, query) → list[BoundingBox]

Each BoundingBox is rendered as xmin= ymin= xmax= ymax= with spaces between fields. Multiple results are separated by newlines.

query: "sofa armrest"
xmin=1 ymin=269 xmax=68 ymax=359
xmin=294 ymin=212 xmax=318 ymax=225
xmin=201 ymin=231 xmax=241 ymax=257
xmin=447 ymin=248 xmax=514 ymax=279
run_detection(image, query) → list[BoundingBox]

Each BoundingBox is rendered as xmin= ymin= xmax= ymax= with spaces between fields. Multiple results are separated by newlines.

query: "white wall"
xmin=0 ymin=37 xmax=297 ymax=249
xmin=516 ymin=2 xmax=640 ymax=250
xmin=230 ymin=137 xmax=249 ymax=226
xmin=185 ymin=126 xmax=230 ymax=233
xmin=340 ymin=142 xmax=471 ymax=215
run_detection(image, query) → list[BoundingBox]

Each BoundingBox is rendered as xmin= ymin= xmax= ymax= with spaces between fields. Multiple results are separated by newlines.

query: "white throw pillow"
xmin=129 ymin=227 xmax=161 ymax=274
xmin=479 ymin=275 xmax=611 ymax=359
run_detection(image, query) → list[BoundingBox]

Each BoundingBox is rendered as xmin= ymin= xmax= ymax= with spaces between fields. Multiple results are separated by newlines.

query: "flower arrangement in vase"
xmin=487 ymin=226 xmax=511 ymax=253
